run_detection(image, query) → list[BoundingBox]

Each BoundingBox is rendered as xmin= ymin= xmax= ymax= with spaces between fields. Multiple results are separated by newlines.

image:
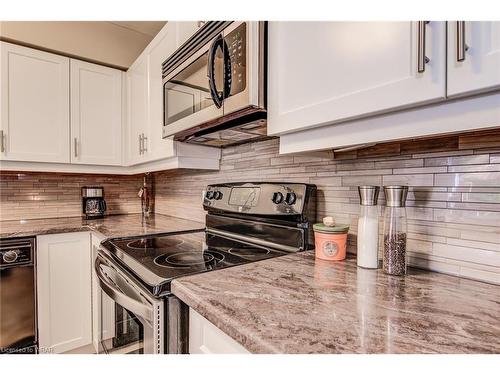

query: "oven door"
xmin=94 ymin=252 xmax=164 ymax=354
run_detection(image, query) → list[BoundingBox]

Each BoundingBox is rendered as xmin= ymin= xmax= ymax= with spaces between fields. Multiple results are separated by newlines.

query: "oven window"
xmin=163 ymin=48 xmax=224 ymax=126
xmin=99 ymin=292 xmax=148 ymax=354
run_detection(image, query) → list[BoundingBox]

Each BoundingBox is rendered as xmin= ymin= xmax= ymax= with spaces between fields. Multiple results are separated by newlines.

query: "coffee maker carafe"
xmin=82 ymin=186 xmax=106 ymax=219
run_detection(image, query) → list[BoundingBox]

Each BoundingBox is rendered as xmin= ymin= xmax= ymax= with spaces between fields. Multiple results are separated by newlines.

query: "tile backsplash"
xmin=154 ymin=131 xmax=500 ymax=284
xmin=0 ymin=172 xmax=144 ymax=220
xmin=0 ymin=130 xmax=499 ymax=284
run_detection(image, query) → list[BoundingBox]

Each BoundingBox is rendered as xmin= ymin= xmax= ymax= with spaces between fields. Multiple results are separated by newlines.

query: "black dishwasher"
xmin=0 ymin=237 xmax=37 ymax=354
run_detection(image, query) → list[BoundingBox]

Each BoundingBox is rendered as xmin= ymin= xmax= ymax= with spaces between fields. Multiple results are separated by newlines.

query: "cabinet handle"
xmin=456 ymin=21 xmax=469 ymax=62
xmin=0 ymin=130 xmax=4 ymax=153
xmin=417 ymin=21 xmax=430 ymax=73
xmin=74 ymin=138 xmax=78 ymax=158
xmin=142 ymin=134 xmax=147 ymax=153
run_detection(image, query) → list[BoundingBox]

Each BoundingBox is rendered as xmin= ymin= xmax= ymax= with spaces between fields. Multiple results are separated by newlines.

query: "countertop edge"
xmin=0 ymin=213 xmax=205 ymax=240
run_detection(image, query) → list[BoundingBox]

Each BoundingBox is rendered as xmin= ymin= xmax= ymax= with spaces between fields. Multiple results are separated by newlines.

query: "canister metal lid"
xmin=358 ymin=186 xmax=380 ymax=206
xmin=383 ymin=185 xmax=408 ymax=207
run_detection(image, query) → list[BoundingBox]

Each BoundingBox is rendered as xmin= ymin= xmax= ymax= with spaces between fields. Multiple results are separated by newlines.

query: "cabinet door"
xmin=175 ymin=21 xmax=204 ymax=47
xmin=147 ymin=23 xmax=176 ymax=161
xmin=447 ymin=21 xmax=500 ymax=97
xmin=37 ymin=232 xmax=92 ymax=354
xmin=70 ymin=60 xmax=123 ymax=165
xmin=268 ymin=22 xmax=446 ymax=135
xmin=189 ymin=309 xmax=249 ymax=354
xmin=126 ymin=55 xmax=149 ymax=165
xmin=0 ymin=42 xmax=70 ymax=162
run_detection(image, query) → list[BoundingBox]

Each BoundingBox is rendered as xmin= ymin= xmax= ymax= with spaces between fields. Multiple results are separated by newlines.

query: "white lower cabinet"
xmin=37 ymin=232 xmax=92 ymax=354
xmin=189 ymin=308 xmax=249 ymax=354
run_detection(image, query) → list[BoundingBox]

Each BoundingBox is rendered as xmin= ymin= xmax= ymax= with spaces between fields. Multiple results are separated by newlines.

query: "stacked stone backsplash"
xmin=154 ymin=130 xmax=500 ymax=284
xmin=0 ymin=172 xmax=144 ymax=221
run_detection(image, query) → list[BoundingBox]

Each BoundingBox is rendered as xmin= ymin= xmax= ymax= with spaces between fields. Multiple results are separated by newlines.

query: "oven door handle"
xmin=94 ymin=256 xmax=153 ymax=321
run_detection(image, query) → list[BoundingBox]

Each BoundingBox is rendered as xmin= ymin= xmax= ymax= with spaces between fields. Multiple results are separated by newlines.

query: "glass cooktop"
xmin=102 ymin=230 xmax=287 ymax=296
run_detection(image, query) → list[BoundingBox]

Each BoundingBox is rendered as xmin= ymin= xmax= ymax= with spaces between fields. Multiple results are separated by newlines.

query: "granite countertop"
xmin=172 ymin=252 xmax=500 ymax=354
xmin=0 ymin=213 xmax=205 ymax=239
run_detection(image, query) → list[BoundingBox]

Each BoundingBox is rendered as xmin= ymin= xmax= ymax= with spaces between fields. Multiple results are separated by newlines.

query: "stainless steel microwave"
xmin=161 ymin=21 xmax=269 ymax=147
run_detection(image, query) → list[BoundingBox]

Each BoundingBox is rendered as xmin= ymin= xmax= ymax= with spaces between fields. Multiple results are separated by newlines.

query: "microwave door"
xmin=162 ymin=36 xmax=224 ymax=138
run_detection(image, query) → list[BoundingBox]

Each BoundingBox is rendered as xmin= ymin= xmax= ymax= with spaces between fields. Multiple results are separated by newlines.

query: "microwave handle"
xmin=207 ymin=34 xmax=232 ymax=109
xmin=207 ymin=34 xmax=224 ymax=108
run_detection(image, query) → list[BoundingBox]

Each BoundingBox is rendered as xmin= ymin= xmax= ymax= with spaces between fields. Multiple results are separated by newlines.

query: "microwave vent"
xmin=162 ymin=21 xmax=232 ymax=79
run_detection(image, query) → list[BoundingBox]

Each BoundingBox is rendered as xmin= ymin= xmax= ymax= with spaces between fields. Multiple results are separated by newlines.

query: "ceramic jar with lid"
xmin=313 ymin=223 xmax=350 ymax=261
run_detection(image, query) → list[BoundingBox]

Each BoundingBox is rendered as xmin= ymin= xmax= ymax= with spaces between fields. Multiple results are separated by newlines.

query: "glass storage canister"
xmin=357 ymin=186 xmax=380 ymax=269
xmin=382 ymin=186 xmax=409 ymax=276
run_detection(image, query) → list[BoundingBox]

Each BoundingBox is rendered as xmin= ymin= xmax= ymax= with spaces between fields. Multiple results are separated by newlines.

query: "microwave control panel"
xmin=225 ymin=23 xmax=246 ymax=96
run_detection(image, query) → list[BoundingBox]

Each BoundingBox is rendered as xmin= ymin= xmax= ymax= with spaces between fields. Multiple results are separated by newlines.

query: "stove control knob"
xmin=3 ymin=250 xmax=18 ymax=263
xmin=205 ymin=191 xmax=215 ymax=200
xmin=285 ymin=192 xmax=297 ymax=205
xmin=272 ymin=192 xmax=284 ymax=204
xmin=213 ymin=191 xmax=223 ymax=200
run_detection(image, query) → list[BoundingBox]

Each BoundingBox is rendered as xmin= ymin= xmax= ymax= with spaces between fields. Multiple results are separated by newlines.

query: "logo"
xmin=322 ymin=241 xmax=338 ymax=257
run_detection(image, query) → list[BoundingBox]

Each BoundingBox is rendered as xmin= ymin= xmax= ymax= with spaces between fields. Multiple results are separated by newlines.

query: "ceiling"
xmin=0 ymin=21 xmax=167 ymax=70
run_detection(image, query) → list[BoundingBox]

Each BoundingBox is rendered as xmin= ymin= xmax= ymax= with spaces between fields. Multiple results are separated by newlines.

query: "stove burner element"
xmin=153 ymin=251 xmax=224 ymax=268
xmin=227 ymin=247 xmax=271 ymax=258
xmin=127 ymin=238 xmax=184 ymax=250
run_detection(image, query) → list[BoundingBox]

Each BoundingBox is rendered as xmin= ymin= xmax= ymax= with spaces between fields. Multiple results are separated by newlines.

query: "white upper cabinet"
xmin=146 ymin=23 xmax=177 ymax=161
xmin=126 ymin=54 xmax=149 ymax=165
xmin=0 ymin=42 xmax=70 ymax=162
xmin=175 ymin=21 xmax=205 ymax=47
xmin=268 ymin=22 xmax=446 ymax=135
xmin=447 ymin=21 xmax=500 ymax=97
xmin=70 ymin=60 xmax=123 ymax=166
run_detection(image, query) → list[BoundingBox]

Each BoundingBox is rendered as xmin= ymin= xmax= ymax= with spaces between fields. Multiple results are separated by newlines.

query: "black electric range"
xmin=102 ymin=229 xmax=288 ymax=297
xmin=96 ymin=182 xmax=316 ymax=354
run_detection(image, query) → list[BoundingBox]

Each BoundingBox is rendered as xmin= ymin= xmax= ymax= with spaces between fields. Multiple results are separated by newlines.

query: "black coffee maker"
xmin=82 ymin=186 xmax=106 ymax=219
